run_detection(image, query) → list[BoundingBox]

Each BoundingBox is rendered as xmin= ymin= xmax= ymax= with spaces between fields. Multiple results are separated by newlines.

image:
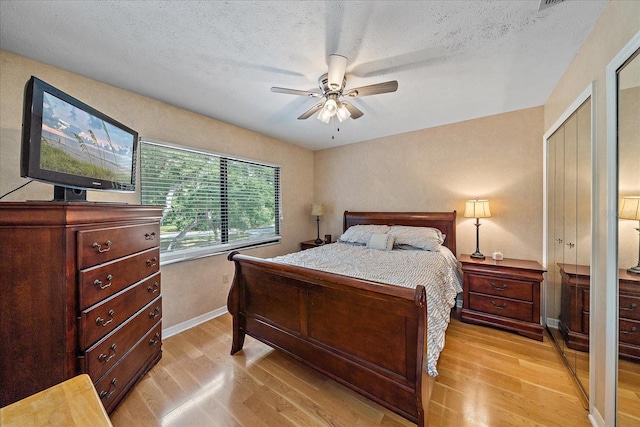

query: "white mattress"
xmin=269 ymin=242 xmax=463 ymax=376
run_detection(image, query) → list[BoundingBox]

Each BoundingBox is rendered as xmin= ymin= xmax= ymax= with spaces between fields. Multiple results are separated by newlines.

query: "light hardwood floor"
xmin=618 ymin=358 xmax=640 ymax=426
xmin=110 ymin=311 xmax=591 ymax=426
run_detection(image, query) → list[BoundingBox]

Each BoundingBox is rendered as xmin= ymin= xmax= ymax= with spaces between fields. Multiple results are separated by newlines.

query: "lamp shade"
xmin=311 ymin=203 xmax=325 ymax=216
xmin=620 ymin=196 xmax=640 ymax=220
xmin=464 ymin=199 xmax=491 ymax=219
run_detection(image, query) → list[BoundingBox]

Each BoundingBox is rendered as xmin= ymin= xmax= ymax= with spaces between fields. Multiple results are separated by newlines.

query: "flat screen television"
xmin=21 ymin=76 xmax=138 ymax=201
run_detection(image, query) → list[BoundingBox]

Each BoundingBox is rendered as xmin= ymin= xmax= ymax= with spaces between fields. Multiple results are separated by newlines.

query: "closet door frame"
xmin=605 ymin=30 xmax=640 ymax=427
xmin=542 ymin=81 xmax=595 ymax=405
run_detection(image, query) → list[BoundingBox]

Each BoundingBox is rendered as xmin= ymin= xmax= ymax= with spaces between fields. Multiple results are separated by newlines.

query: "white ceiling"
xmin=0 ymin=0 xmax=608 ymax=151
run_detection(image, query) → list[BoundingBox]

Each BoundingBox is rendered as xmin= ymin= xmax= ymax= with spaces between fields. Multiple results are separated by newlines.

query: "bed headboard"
xmin=343 ymin=211 xmax=457 ymax=256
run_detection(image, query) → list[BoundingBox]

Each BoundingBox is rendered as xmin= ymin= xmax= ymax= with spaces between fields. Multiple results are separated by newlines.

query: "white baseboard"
xmin=545 ymin=317 xmax=559 ymax=329
xmin=588 ymin=407 xmax=604 ymax=427
xmin=162 ymin=306 xmax=229 ymax=339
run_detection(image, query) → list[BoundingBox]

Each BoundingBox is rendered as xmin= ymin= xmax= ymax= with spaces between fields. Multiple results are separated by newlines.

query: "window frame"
xmin=139 ymin=139 xmax=281 ymax=265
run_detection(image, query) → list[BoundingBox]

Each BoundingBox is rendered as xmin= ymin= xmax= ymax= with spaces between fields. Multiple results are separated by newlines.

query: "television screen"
xmin=21 ymin=76 xmax=138 ymax=200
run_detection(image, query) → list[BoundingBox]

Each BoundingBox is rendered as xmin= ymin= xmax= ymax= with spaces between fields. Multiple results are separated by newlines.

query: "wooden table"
xmin=0 ymin=374 xmax=112 ymax=427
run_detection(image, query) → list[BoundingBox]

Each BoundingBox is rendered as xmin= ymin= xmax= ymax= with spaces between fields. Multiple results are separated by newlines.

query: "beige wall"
xmin=543 ymin=0 xmax=640 ymax=422
xmin=0 ymin=50 xmax=315 ymax=329
xmin=314 ymin=106 xmax=545 ymax=262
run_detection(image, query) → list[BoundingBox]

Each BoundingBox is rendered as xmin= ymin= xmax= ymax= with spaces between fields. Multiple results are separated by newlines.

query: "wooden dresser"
xmin=460 ymin=254 xmax=545 ymax=341
xmin=0 ymin=202 xmax=164 ymax=412
xmin=558 ymin=263 xmax=640 ymax=361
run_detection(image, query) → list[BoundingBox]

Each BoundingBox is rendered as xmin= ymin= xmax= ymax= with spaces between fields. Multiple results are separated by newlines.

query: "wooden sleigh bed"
xmin=227 ymin=211 xmax=457 ymax=426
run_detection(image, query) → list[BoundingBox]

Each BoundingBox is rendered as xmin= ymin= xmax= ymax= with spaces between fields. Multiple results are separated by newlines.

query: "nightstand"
xmin=300 ymin=240 xmax=326 ymax=250
xmin=459 ymin=254 xmax=545 ymax=341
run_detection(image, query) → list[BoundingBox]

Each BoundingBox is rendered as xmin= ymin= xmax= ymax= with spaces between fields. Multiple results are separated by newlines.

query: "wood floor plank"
xmin=110 ymin=311 xmax=599 ymax=426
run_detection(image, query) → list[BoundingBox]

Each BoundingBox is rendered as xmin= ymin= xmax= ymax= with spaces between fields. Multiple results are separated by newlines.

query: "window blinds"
xmin=140 ymin=140 xmax=280 ymax=264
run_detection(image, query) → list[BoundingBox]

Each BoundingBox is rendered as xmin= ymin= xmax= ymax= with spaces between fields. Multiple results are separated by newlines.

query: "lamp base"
xmin=628 ymin=264 xmax=640 ymax=275
xmin=470 ymin=251 xmax=485 ymax=260
xmin=314 ymin=238 xmax=323 ymax=244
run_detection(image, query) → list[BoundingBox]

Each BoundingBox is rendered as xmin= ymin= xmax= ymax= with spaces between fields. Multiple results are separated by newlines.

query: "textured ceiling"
xmin=0 ymin=1 xmax=608 ymax=151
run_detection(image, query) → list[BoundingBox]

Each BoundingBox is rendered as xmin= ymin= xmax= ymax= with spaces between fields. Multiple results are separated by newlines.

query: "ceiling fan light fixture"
xmin=324 ymin=98 xmax=337 ymax=116
xmin=336 ymin=103 xmax=351 ymax=122
xmin=317 ymin=107 xmax=332 ymax=123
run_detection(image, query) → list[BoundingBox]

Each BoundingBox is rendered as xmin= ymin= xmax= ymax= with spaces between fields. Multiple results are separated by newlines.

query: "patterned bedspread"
xmin=269 ymin=242 xmax=463 ymax=376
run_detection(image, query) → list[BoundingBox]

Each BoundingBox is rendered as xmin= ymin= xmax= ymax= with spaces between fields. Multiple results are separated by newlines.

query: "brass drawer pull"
xmin=565 ymin=242 xmax=575 ymax=249
xmin=147 ymin=282 xmax=159 ymax=294
xmin=491 ymin=301 xmax=507 ymax=310
xmin=149 ymin=306 xmax=160 ymax=319
xmin=98 ymin=343 xmax=118 ymax=363
xmin=96 ymin=309 xmax=115 ymax=327
xmin=620 ymin=303 xmax=638 ymax=312
xmin=490 ymin=282 xmax=507 ymax=291
xmin=149 ymin=332 xmax=160 ymax=346
xmin=145 ymin=232 xmax=156 ymax=240
xmin=99 ymin=378 xmax=118 ymax=400
xmin=92 ymin=240 xmax=112 ymax=253
xmin=621 ymin=326 xmax=637 ymax=335
xmin=146 ymin=257 xmax=158 ymax=267
xmin=94 ymin=274 xmax=113 ymax=290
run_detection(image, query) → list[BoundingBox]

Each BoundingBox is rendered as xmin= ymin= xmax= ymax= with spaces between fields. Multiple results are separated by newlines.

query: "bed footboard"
xmin=227 ymin=251 xmax=429 ymax=426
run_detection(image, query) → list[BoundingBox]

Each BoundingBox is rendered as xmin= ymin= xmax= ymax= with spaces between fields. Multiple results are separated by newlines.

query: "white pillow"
xmin=339 ymin=224 xmax=390 ymax=245
xmin=367 ymin=233 xmax=394 ymax=251
xmin=389 ymin=225 xmax=444 ymax=251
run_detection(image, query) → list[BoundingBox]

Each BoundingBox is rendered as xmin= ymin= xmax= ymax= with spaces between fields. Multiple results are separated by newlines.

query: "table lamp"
xmin=311 ymin=203 xmax=325 ymax=244
xmin=464 ymin=198 xmax=492 ymax=260
xmin=620 ymin=196 xmax=640 ymax=274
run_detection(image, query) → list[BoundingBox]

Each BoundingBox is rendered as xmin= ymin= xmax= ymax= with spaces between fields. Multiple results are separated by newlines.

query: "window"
xmin=140 ymin=140 xmax=280 ymax=264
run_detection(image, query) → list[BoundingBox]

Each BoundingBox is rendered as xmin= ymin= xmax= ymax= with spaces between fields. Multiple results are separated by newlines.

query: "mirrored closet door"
xmin=616 ymin=46 xmax=640 ymax=427
xmin=545 ymin=95 xmax=592 ymax=401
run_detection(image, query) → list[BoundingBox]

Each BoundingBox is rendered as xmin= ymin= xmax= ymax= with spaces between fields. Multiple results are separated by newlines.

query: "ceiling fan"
xmin=271 ymin=54 xmax=398 ymax=123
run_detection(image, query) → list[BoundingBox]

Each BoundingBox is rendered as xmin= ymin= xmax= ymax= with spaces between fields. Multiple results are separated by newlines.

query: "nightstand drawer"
xmin=468 ymin=275 xmax=533 ymax=301
xmin=469 ymin=293 xmax=533 ymax=322
xmin=620 ymin=295 xmax=640 ymax=321
xmin=620 ymin=318 xmax=640 ymax=345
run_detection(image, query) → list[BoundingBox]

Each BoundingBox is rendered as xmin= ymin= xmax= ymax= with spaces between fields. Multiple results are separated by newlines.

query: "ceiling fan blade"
xmin=341 ymin=101 xmax=363 ymax=119
xmin=344 ymin=80 xmax=398 ymax=98
xmin=297 ymin=103 xmax=324 ymax=120
xmin=327 ymin=54 xmax=348 ymax=91
xmin=271 ymin=87 xmax=323 ymax=97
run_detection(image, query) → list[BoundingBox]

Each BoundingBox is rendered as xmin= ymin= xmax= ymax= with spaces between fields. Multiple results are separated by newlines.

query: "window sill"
xmin=159 ymin=239 xmax=281 ymax=266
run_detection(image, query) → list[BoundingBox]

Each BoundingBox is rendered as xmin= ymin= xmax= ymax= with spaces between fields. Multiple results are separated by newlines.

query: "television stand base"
xmin=53 ymin=185 xmax=87 ymax=202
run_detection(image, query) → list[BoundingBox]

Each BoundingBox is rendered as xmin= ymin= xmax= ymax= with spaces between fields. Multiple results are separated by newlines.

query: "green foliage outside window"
xmin=140 ymin=141 xmax=280 ymax=260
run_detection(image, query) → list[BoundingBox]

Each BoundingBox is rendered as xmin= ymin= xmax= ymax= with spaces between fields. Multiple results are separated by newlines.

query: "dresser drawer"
xmin=77 ymin=222 xmax=160 ymax=269
xmin=79 ymin=277 xmax=162 ymax=349
xmin=620 ymin=318 xmax=640 ymax=345
xmin=95 ymin=322 xmax=162 ymax=413
xmin=469 ymin=293 xmax=533 ymax=322
xmin=620 ymin=295 xmax=640 ymax=321
xmin=468 ymin=275 xmax=533 ymax=301
xmin=83 ymin=296 xmax=162 ymax=381
xmin=79 ymin=247 xmax=159 ymax=310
